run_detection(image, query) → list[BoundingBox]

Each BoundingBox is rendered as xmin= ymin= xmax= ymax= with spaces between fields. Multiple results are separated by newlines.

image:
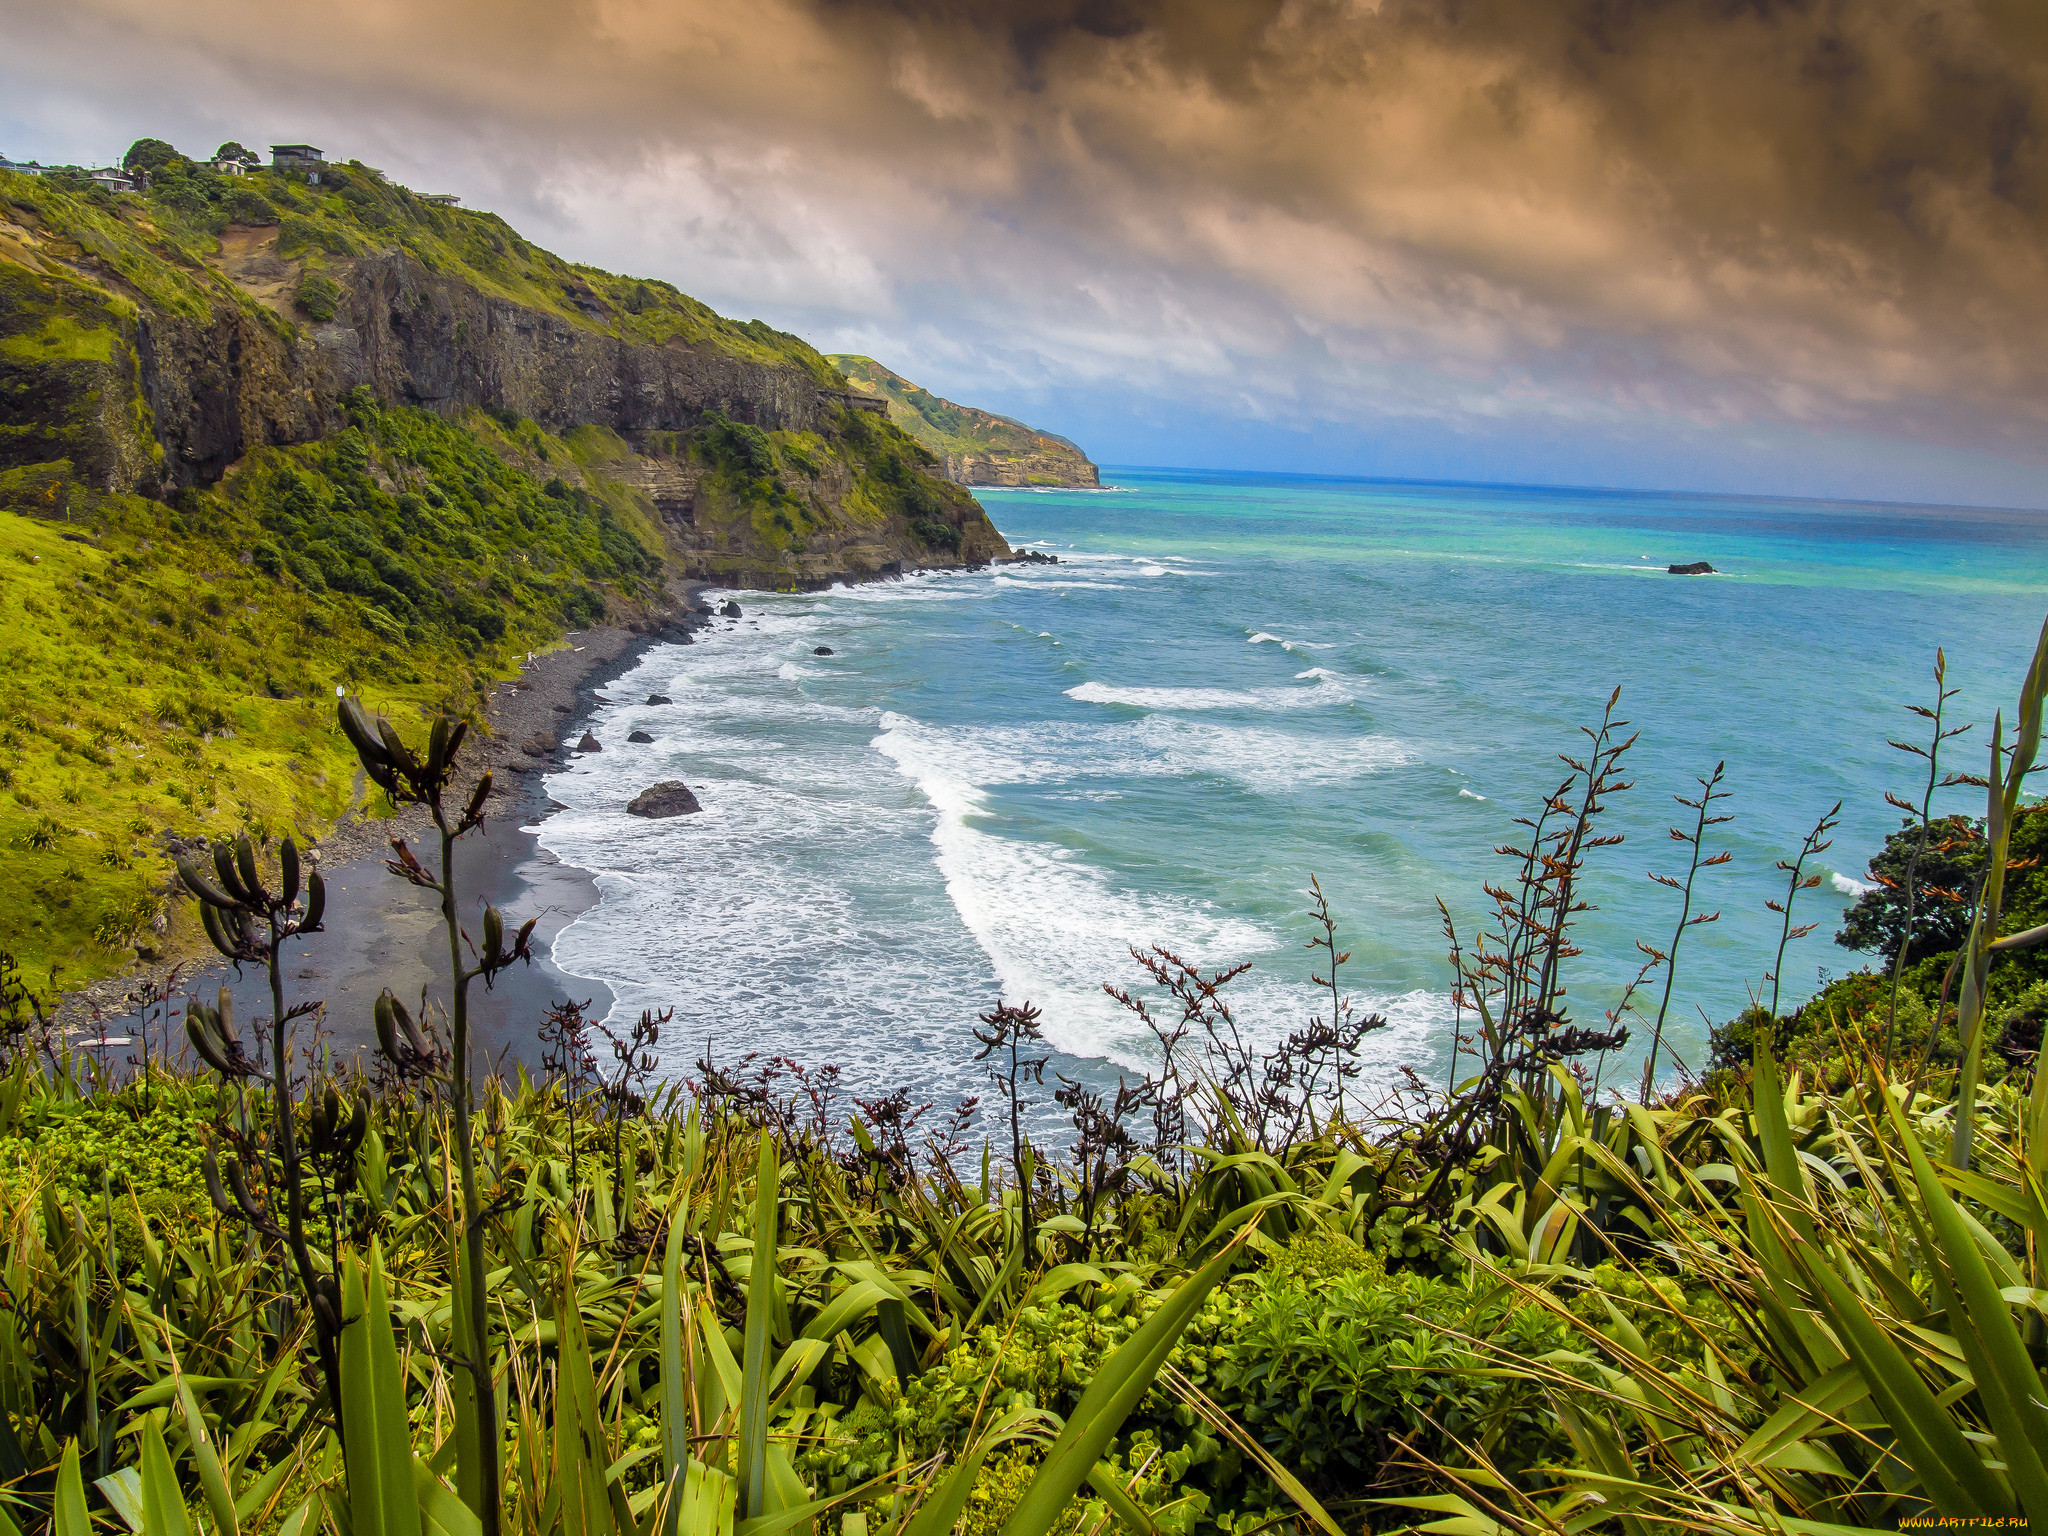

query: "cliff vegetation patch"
xmin=0 ymin=392 xmax=663 ymax=988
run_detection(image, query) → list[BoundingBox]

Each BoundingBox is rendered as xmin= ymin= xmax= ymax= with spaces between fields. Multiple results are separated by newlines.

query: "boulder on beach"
xmin=522 ymin=733 xmax=556 ymax=757
xmin=627 ymin=730 xmax=655 ymax=743
xmin=576 ymin=732 xmax=602 ymax=752
xmin=646 ymin=693 xmax=672 ymax=705
xmin=627 ymin=781 xmax=702 ymax=818
xmin=814 ymin=646 xmax=834 ymax=656
xmin=1668 ymin=561 xmax=1717 ymax=575
xmin=721 ymin=601 xmax=743 ymax=618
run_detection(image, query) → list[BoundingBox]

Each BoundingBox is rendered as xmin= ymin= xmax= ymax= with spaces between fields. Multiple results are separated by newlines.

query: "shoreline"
xmin=60 ymin=608 xmax=705 ymax=1073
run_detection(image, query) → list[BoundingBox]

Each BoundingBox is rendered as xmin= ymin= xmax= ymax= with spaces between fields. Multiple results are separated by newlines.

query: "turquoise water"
xmin=537 ymin=470 xmax=2048 ymax=1112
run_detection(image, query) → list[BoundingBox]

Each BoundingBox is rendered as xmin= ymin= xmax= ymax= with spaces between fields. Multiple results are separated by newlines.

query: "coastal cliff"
xmin=828 ymin=355 xmax=1100 ymax=488
xmin=0 ymin=144 xmax=1012 ymax=989
xmin=1 ymin=158 xmax=1009 ymax=584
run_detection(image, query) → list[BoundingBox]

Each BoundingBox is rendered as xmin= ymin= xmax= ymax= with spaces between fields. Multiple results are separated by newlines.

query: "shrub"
xmin=225 ymin=187 xmax=278 ymax=226
xmin=295 ymin=272 xmax=342 ymax=322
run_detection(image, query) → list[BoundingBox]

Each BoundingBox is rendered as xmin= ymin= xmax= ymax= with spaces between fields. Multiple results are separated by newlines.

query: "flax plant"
xmin=338 ymin=697 xmax=537 ymax=1535
xmin=1880 ymin=650 xmax=1971 ymax=1067
xmin=1637 ymin=761 xmax=1732 ymax=1099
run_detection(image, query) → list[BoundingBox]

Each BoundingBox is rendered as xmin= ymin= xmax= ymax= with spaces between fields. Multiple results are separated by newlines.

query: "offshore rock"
xmin=575 ymin=731 xmax=602 ymax=752
xmin=1668 ymin=561 xmax=1717 ymax=575
xmin=721 ymin=601 xmax=743 ymax=618
xmin=646 ymin=694 xmax=672 ymax=705
xmin=627 ymin=730 xmax=655 ymax=743
xmin=627 ymin=782 xmax=701 ymax=817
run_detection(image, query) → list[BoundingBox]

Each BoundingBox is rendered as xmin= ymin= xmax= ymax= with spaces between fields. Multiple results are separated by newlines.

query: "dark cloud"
xmin=3 ymin=0 xmax=2045 ymax=497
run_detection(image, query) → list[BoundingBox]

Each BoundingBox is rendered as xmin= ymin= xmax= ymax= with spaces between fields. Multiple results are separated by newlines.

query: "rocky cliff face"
xmin=129 ymin=239 xmax=857 ymax=484
xmin=941 ymin=448 xmax=1102 ymax=488
xmin=0 ymin=167 xmax=1010 ymax=586
xmin=828 ymin=355 xmax=1101 ymax=488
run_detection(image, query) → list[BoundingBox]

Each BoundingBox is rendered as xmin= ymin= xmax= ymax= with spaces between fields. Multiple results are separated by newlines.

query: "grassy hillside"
xmin=0 ymin=139 xmax=1016 ymax=989
xmin=2 ymin=151 xmax=837 ymax=380
xmin=829 ymin=355 xmax=1099 ymax=485
xmin=0 ymin=390 xmax=668 ymax=989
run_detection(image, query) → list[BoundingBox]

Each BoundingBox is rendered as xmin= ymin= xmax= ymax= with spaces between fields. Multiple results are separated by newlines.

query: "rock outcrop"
xmin=627 ymin=782 xmax=702 ymax=817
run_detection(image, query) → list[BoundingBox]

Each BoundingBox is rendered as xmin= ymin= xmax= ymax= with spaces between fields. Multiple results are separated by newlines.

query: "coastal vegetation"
xmin=10 ymin=130 xmax=2048 ymax=1535
xmin=0 ymin=139 xmax=1009 ymax=988
xmin=0 ymin=610 xmax=2043 ymax=1535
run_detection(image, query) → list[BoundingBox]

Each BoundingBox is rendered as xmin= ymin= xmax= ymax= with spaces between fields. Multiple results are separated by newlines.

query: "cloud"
xmin=3 ymin=0 xmax=2046 ymax=498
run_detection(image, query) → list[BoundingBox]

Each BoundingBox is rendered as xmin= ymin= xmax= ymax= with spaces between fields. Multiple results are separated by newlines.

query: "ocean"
xmin=534 ymin=469 xmax=2048 ymax=1120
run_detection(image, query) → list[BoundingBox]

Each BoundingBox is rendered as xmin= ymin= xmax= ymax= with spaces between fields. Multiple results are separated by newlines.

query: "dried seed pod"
xmin=376 ymin=718 xmax=413 ymax=775
xmin=234 ymin=833 xmax=264 ymax=906
xmin=338 ymin=697 xmax=390 ymax=767
xmin=463 ymin=770 xmax=493 ymax=825
xmin=280 ymin=837 xmax=300 ymax=907
xmin=300 ymin=867 xmax=326 ymax=932
xmin=199 ymin=901 xmax=244 ymax=959
xmin=202 ymin=1147 xmax=236 ymax=1219
xmin=176 ymin=856 xmax=238 ymax=910
xmin=214 ymin=842 xmax=253 ymax=904
xmin=187 ymin=1007 xmax=231 ymax=1074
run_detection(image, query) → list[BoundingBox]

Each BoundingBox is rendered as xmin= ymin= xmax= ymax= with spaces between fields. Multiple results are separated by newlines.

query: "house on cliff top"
xmin=270 ymin=144 xmax=325 ymax=182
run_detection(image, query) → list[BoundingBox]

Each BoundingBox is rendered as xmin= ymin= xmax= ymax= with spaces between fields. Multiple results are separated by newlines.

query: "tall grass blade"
xmin=739 ymin=1134 xmax=778 ymax=1522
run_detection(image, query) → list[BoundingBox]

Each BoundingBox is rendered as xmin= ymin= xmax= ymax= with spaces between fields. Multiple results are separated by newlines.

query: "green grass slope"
xmin=0 ymin=390 xmax=668 ymax=990
xmin=828 ymin=356 xmax=1099 ymax=486
xmin=3 ymin=153 xmax=837 ymax=380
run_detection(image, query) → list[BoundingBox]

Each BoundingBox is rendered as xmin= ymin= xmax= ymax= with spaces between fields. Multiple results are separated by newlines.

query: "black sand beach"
xmin=61 ymin=614 xmax=701 ymax=1076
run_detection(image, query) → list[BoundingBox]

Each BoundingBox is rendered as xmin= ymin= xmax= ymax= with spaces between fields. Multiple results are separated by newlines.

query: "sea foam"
xmin=872 ymin=712 xmax=1276 ymax=1064
xmin=1066 ymin=677 xmax=1357 ymax=711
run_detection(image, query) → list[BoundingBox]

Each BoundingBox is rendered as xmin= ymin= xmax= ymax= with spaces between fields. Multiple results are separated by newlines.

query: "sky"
xmin=4 ymin=0 xmax=2047 ymax=508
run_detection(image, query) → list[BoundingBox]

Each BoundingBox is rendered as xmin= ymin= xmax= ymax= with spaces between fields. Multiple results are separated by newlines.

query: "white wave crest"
xmin=1459 ymin=787 xmax=1487 ymax=801
xmin=1247 ymin=629 xmax=1334 ymax=654
xmin=1066 ymin=678 xmax=1356 ymax=711
xmin=1832 ymin=872 xmax=1875 ymax=897
xmin=992 ymin=576 xmax=1134 ymax=591
xmin=872 ymin=712 xmax=1275 ymax=1063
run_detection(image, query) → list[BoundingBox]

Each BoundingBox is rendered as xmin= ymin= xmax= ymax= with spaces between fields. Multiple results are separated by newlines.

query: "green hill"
xmin=829 ymin=356 xmax=1100 ymax=488
xmin=0 ymin=139 xmax=1012 ymax=987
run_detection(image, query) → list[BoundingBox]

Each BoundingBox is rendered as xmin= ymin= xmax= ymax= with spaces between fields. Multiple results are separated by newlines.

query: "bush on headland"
xmin=2 ymin=616 xmax=2047 ymax=1536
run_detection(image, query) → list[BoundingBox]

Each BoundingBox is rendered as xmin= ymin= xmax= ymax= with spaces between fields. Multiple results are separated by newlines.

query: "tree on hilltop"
xmin=122 ymin=138 xmax=187 ymax=173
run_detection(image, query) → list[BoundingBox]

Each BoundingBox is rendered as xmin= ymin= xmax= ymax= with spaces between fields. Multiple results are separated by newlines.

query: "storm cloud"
xmin=3 ymin=0 xmax=2045 ymax=500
